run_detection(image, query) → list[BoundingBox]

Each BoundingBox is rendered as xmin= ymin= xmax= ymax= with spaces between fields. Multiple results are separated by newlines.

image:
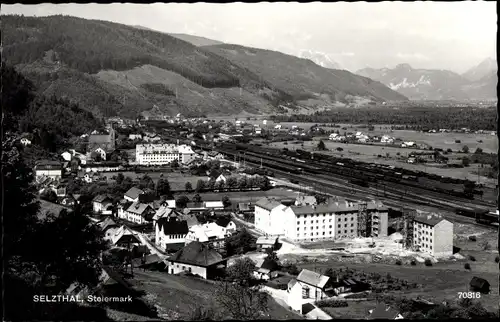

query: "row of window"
xmin=299 ymin=213 xmax=358 ymax=218
xmin=297 ymin=229 xmax=355 ymax=237
xmin=298 ymin=223 xmax=355 ymax=230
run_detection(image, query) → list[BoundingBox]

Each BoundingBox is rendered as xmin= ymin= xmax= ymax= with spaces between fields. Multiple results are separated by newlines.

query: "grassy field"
xmin=270 ymin=140 xmax=498 ymax=188
xmin=296 ymin=250 xmax=499 ymax=312
xmin=100 ymin=171 xmax=209 ymax=189
xmin=321 ymin=300 xmax=376 ymax=319
xmin=130 ymin=270 xmax=302 ymax=320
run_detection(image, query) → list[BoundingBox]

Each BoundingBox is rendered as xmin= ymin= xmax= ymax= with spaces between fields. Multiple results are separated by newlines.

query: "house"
xmin=254 ymin=197 xmax=287 ymax=235
xmin=88 ymin=127 xmax=116 ymax=155
xmin=35 ymin=160 xmax=63 ymax=180
xmin=412 ymin=213 xmax=453 ymax=257
xmin=287 ymin=269 xmax=333 ymax=313
xmin=98 ymin=217 xmax=120 ymax=240
xmin=205 ymin=201 xmax=225 ymax=211
xmin=253 ymin=257 xmax=279 ymax=281
xmin=132 ymin=254 xmax=162 ymax=270
xmin=401 ymin=141 xmax=415 ymax=148
xmin=166 ymin=241 xmax=227 ymax=279
xmin=60 ymin=196 xmax=76 ymax=207
xmin=125 ymin=202 xmax=155 ymax=224
xmin=129 ymin=134 xmax=143 ymax=140
xmin=215 ymin=217 xmax=237 ymax=235
xmin=52 ymin=184 xmax=67 ymax=197
xmin=154 ymin=206 xmax=199 ymax=228
xmin=367 ymin=303 xmax=404 ymax=320
xmin=109 ymin=225 xmax=142 ymax=247
xmin=155 ymin=217 xmax=189 ymax=252
xmin=332 ymin=278 xmax=370 ymax=295
xmin=256 ymin=236 xmax=278 ymax=252
xmin=117 ymin=200 xmax=133 ymax=221
xmin=185 ymin=222 xmax=231 ymax=250
xmin=185 ymin=202 xmax=207 ymax=212
xmin=237 ymin=202 xmax=254 ymax=214
xmin=274 ymin=124 xmax=282 ymax=130
xmin=93 ymin=147 xmax=107 ymax=161
xmin=214 ymin=174 xmax=228 ymax=184
xmin=92 ymin=195 xmax=114 ymax=215
xmin=124 ymin=187 xmax=145 ymax=203
xmin=380 ymin=135 xmax=394 ymax=144
xmin=469 ymin=277 xmax=490 ymax=294
xmin=207 ymin=151 xmax=224 ymax=161
xmin=20 ymin=137 xmax=32 ymax=146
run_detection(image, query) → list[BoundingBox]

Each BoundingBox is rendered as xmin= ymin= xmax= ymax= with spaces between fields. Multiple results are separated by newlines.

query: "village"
xmin=26 ymin=114 xmax=498 ymax=320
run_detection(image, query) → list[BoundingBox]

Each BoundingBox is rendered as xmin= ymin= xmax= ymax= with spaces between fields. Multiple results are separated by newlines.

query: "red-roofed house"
xmin=166 ymin=241 xmax=227 ymax=279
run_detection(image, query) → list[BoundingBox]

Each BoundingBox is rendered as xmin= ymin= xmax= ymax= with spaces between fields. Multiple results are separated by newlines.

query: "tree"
xmin=193 ymin=194 xmax=203 ymax=203
xmin=226 ymin=176 xmax=238 ymax=189
xmin=237 ymin=177 xmax=248 ymax=190
xmin=225 ymin=257 xmax=256 ymax=285
xmin=462 ymin=145 xmax=469 ymax=153
xmin=265 ymin=249 xmax=279 ymax=266
xmin=157 ymin=178 xmax=171 ymax=196
xmin=317 ymin=140 xmax=326 ymax=151
xmin=171 ymin=159 xmax=180 ymax=168
xmin=139 ymin=174 xmax=155 ymax=190
xmin=90 ymin=151 xmax=102 ymax=162
xmin=196 ymin=179 xmax=206 ymax=192
xmin=41 ymin=189 xmax=58 ymax=203
xmin=336 ymin=147 xmax=343 ymax=152
xmin=115 ymin=172 xmax=125 ymax=185
xmin=462 ymin=157 xmax=471 ymax=167
xmin=474 ymin=147 xmax=483 ymax=154
xmin=185 ymin=182 xmax=193 ymax=192
xmin=222 ymin=195 xmax=231 ymax=208
xmin=314 ymin=194 xmax=327 ymax=204
xmin=176 ymin=196 xmax=190 ymax=208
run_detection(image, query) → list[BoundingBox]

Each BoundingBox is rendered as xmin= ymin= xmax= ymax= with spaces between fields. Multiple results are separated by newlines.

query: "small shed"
xmin=470 ymin=277 xmax=490 ymax=294
xmin=256 ymin=236 xmax=278 ymax=252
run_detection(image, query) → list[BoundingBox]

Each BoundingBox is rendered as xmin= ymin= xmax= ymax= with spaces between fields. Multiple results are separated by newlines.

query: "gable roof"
xmin=215 ymin=216 xmax=232 ymax=228
xmin=110 ymin=225 xmax=141 ymax=245
xmin=168 ymin=241 xmax=224 ymax=267
xmin=297 ymin=269 xmax=330 ymax=289
xmin=98 ymin=217 xmax=118 ymax=231
xmin=125 ymin=187 xmax=145 ymax=200
xmin=255 ymin=197 xmax=283 ymax=211
xmin=205 ymin=201 xmax=224 ymax=208
xmin=413 ymin=213 xmax=446 ymax=226
xmin=157 ymin=218 xmax=189 ymax=235
xmin=256 ymin=236 xmax=278 ymax=245
xmin=126 ymin=202 xmax=154 ymax=217
xmin=288 ymin=279 xmax=297 ymax=288
xmin=368 ymin=303 xmax=401 ymax=320
xmin=93 ymin=194 xmax=112 ymax=203
xmin=254 ymin=257 xmax=279 ymax=272
xmin=186 ymin=202 xmax=206 ymax=209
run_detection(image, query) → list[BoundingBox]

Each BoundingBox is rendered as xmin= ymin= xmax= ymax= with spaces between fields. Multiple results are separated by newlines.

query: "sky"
xmin=2 ymin=2 xmax=497 ymax=73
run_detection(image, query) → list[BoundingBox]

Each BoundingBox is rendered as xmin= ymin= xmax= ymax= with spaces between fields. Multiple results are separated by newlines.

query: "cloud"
xmin=395 ymin=53 xmax=431 ymax=61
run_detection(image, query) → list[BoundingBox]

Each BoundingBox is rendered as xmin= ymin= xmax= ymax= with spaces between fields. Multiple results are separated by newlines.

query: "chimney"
xmin=427 ymin=214 xmax=432 ymax=220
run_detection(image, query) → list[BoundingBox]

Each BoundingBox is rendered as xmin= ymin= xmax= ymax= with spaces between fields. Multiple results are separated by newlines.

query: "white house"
xmin=92 ymin=195 xmax=113 ymax=215
xmin=412 ymin=213 xmax=453 ymax=257
xmin=274 ymin=124 xmax=282 ymax=130
xmin=125 ymin=202 xmax=155 ymax=224
xmin=185 ymin=222 xmax=231 ymax=249
xmin=124 ymin=187 xmax=145 ymax=203
xmin=287 ymin=269 xmax=333 ymax=313
xmin=401 ymin=141 xmax=415 ymax=148
xmin=155 ymin=217 xmax=189 ymax=252
xmin=135 ymin=143 xmax=196 ymax=165
xmin=205 ymin=201 xmax=225 ymax=211
xmin=254 ymin=198 xmax=287 ymax=235
xmin=215 ymin=174 xmax=228 ymax=183
xmin=35 ymin=160 xmax=63 ymax=180
xmin=94 ymin=147 xmax=107 ymax=161
xmin=166 ymin=241 xmax=227 ymax=280
xmin=214 ymin=217 xmax=237 ymax=235
xmin=253 ymin=257 xmax=279 ymax=281
xmin=129 ymin=134 xmax=143 ymax=140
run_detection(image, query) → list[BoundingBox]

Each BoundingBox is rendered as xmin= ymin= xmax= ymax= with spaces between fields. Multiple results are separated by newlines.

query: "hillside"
xmin=168 ymin=33 xmax=224 ymax=47
xmin=2 ymin=15 xmax=406 ymax=118
xmin=204 ymin=44 xmax=408 ymax=104
xmin=462 ymin=58 xmax=497 ymax=82
xmin=356 ymin=63 xmax=497 ymax=101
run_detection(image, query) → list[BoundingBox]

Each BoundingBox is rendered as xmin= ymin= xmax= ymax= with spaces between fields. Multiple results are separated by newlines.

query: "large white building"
xmin=254 ymin=198 xmax=288 ymax=236
xmin=255 ymin=198 xmax=389 ymax=242
xmin=135 ymin=144 xmax=196 ymax=165
xmin=412 ymin=213 xmax=453 ymax=257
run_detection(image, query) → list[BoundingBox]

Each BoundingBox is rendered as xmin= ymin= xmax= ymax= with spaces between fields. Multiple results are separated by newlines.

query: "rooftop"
xmin=297 ymin=269 xmax=330 ymax=289
xmin=368 ymin=303 xmax=401 ymax=320
xmin=124 ymin=187 xmax=144 ymax=200
xmin=255 ymin=197 xmax=283 ymax=211
xmin=413 ymin=213 xmax=447 ymax=226
xmin=157 ymin=218 xmax=189 ymax=235
xmin=168 ymin=241 xmax=224 ymax=267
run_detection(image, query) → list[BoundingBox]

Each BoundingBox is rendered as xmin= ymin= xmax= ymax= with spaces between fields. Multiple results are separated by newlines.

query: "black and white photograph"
xmin=1 ymin=2 xmax=498 ymax=321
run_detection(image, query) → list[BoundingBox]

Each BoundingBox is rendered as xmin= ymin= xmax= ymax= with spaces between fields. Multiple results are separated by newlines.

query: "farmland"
xmin=182 ymin=188 xmax=300 ymax=203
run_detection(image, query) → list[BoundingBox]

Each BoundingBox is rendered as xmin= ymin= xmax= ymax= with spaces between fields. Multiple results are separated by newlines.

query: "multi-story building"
xmin=135 ymin=144 xmax=196 ymax=165
xmin=281 ymin=200 xmax=388 ymax=242
xmin=35 ymin=160 xmax=63 ymax=180
xmin=412 ymin=213 xmax=453 ymax=257
xmin=254 ymin=198 xmax=287 ymax=235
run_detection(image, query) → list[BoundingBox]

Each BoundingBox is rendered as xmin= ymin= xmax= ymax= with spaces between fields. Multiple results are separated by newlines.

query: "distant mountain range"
xmin=2 ymin=15 xmax=406 ymax=119
xmin=356 ymin=59 xmax=497 ymax=100
xmin=296 ymin=50 xmax=342 ymax=70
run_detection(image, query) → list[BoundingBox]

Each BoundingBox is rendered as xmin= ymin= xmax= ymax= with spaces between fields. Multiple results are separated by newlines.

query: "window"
xmin=316 ymin=220 xmax=319 ymax=223
xmin=351 ymin=223 xmax=354 ymax=227
xmin=338 ymin=224 xmax=341 ymax=228
xmin=310 ymin=233 xmax=313 ymax=236
xmin=297 ymin=228 xmax=300 ymax=231
xmin=188 ymin=267 xmax=192 ymax=273
xmin=297 ymin=221 xmax=300 ymax=225
xmin=329 ymin=225 xmax=332 ymax=228
xmin=323 ymin=220 xmax=325 ymax=223
xmin=322 ymin=232 xmax=325 ymax=235
xmin=344 ymin=224 xmax=347 ymax=227
xmin=344 ymin=230 xmax=347 ymax=233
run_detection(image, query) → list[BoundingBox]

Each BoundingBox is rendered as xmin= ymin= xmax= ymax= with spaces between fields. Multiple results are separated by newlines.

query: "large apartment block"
xmin=135 ymin=144 xmax=196 ymax=165
xmin=254 ymin=197 xmax=388 ymax=241
xmin=412 ymin=213 xmax=453 ymax=257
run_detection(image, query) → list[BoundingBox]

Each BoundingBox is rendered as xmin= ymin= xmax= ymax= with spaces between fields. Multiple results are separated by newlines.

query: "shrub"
xmin=468 ymin=236 xmax=477 ymax=242
xmin=424 ymin=259 xmax=433 ymax=266
xmin=468 ymin=255 xmax=476 ymax=262
xmin=316 ymin=300 xmax=348 ymax=308
xmin=495 ymin=256 xmax=499 ymax=263
xmin=410 ymin=260 xmax=417 ymax=266
xmin=455 ymin=140 xmax=461 ymax=143
xmin=464 ymin=263 xmax=471 ymax=270
xmin=395 ymin=260 xmax=402 ymax=265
